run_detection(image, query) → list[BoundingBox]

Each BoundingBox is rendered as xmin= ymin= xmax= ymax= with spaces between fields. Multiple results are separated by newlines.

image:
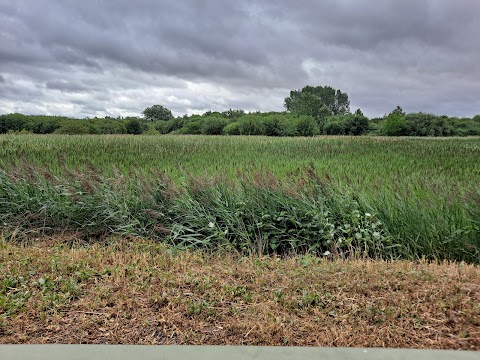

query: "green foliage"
xmin=263 ymin=116 xmax=287 ymax=136
xmin=346 ymin=114 xmax=369 ymax=136
xmin=323 ymin=119 xmax=346 ymax=135
xmin=284 ymin=85 xmax=350 ymax=122
xmin=235 ymin=115 xmax=265 ymax=135
xmin=322 ymin=114 xmax=369 ymax=135
xmin=391 ymin=106 xmax=405 ymax=116
xmin=221 ymin=109 xmax=245 ymax=119
xmin=382 ymin=113 xmax=408 ymax=136
xmin=0 ymin=114 xmax=145 ymax=135
xmin=178 ymin=113 xmax=320 ymax=137
xmin=295 ymin=116 xmax=318 ymax=136
xmin=94 ymin=119 xmax=127 ymax=134
xmin=404 ymin=113 xmax=451 ymax=136
xmin=125 ymin=119 xmax=144 ymax=134
xmin=2 ymin=108 xmax=480 ymax=137
xmin=155 ymin=119 xmax=183 ymax=134
xmin=54 ymin=121 xmax=90 ymax=135
xmin=223 ymin=122 xmax=241 ymax=135
xmin=142 ymin=105 xmax=173 ymax=122
xmin=372 ymin=111 xmax=480 ymax=137
xmin=201 ymin=117 xmax=228 ymax=135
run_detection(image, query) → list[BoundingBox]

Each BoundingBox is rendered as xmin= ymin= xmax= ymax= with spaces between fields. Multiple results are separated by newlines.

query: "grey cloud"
xmin=45 ymin=80 xmax=89 ymax=92
xmin=0 ymin=0 xmax=479 ymax=118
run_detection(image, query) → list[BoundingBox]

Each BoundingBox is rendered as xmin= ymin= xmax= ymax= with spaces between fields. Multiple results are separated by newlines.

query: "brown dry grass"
xmin=0 ymin=237 xmax=479 ymax=348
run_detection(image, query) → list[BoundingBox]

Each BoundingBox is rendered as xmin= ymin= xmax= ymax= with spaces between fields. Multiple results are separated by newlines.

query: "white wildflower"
xmin=208 ymin=222 xmax=215 ymax=228
xmin=323 ymin=251 xmax=331 ymax=256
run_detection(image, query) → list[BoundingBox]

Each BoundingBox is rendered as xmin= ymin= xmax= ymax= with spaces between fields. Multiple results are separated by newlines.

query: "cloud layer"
xmin=1 ymin=0 xmax=479 ymax=118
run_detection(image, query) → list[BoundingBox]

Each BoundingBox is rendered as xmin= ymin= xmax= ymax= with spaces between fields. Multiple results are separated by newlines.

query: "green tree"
xmin=142 ymin=105 xmax=173 ymax=122
xmin=284 ymin=85 xmax=350 ymax=122
xmin=383 ymin=113 xmax=408 ymax=136
xmin=222 ymin=109 xmax=245 ymax=119
xmin=391 ymin=106 xmax=405 ymax=117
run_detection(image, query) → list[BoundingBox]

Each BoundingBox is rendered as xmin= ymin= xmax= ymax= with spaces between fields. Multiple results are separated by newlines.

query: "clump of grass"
xmin=1 ymin=165 xmax=478 ymax=262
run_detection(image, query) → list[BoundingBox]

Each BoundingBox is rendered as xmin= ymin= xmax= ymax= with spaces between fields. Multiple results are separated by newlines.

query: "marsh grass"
xmin=0 ymin=163 xmax=478 ymax=262
xmin=0 ymin=135 xmax=479 ymax=262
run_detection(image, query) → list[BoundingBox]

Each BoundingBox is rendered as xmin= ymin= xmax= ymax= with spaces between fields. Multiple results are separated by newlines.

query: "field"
xmin=0 ymin=135 xmax=479 ymax=262
xmin=1 ymin=134 xmax=480 ymax=348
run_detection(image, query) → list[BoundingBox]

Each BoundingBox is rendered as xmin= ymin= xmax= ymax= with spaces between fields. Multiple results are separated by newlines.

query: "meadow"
xmin=0 ymin=135 xmax=479 ymax=262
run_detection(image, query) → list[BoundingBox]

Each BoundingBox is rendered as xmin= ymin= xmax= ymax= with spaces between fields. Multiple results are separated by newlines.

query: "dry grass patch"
xmin=0 ymin=238 xmax=479 ymax=348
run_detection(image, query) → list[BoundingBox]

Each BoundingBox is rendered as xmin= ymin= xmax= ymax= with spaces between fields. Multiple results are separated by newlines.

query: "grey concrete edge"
xmin=0 ymin=345 xmax=479 ymax=360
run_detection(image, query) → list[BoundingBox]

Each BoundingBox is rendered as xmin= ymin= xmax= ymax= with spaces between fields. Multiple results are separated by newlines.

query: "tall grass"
xmin=0 ymin=135 xmax=478 ymax=262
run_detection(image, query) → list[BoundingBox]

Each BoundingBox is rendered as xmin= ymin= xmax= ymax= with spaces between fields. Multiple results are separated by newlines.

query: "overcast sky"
xmin=1 ymin=0 xmax=479 ymax=118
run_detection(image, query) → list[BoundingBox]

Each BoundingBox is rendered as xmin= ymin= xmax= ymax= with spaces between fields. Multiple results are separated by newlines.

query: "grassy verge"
xmin=0 ymin=238 xmax=479 ymax=348
xmin=1 ymin=168 xmax=479 ymax=262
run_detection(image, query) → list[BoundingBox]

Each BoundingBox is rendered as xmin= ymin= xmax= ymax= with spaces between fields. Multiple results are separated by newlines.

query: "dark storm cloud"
xmin=0 ymin=0 xmax=479 ymax=117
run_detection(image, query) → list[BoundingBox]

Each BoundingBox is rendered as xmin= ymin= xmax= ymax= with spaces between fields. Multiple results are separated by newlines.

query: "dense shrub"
xmin=155 ymin=118 xmax=183 ymax=134
xmin=382 ymin=113 xmax=408 ymax=136
xmin=0 ymin=114 xmax=141 ymax=135
xmin=404 ymin=113 xmax=452 ymax=136
xmin=126 ymin=119 xmax=143 ymax=134
xmin=176 ymin=120 xmax=203 ymax=134
xmin=2 ymin=110 xmax=480 ymax=137
xmin=201 ymin=117 xmax=228 ymax=135
xmin=223 ymin=122 xmax=241 ymax=135
xmin=54 ymin=121 xmax=90 ymax=134
xmin=263 ymin=116 xmax=287 ymax=136
xmin=295 ymin=116 xmax=318 ymax=136
xmin=322 ymin=114 xmax=369 ymax=135
xmin=236 ymin=115 xmax=265 ymax=135
xmin=323 ymin=120 xmax=346 ymax=135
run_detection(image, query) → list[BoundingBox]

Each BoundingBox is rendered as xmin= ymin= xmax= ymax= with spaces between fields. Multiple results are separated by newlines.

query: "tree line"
xmin=1 ymin=86 xmax=479 ymax=136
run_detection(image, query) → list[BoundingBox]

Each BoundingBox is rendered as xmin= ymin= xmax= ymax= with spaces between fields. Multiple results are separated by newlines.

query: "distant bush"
xmin=236 ymin=115 xmax=265 ymax=135
xmin=223 ymin=122 xmax=241 ymax=135
xmin=323 ymin=120 xmax=346 ymax=135
xmin=322 ymin=114 xmax=369 ymax=135
xmin=201 ymin=117 xmax=228 ymax=135
xmin=295 ymin=116 xmax=318 ymax=136
xmin=2 ymin=110 xmax=480 ymax=137
xmin=155 ymin=119 xmax=183 ymax=134
xmin=262 ymin=116 xmax=287 ymax=136
xmin=126 ymin=119 xmax=143 ymax=134
xmin=373 ymin=111 xmax=480 ymax=137
xmin=176 ymin=120 xmax=203 ymax=134
xmin=382 ymin=113 xmax=408 ymax=136
xmin=54 ymin=121 xmax=90 ymax=135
